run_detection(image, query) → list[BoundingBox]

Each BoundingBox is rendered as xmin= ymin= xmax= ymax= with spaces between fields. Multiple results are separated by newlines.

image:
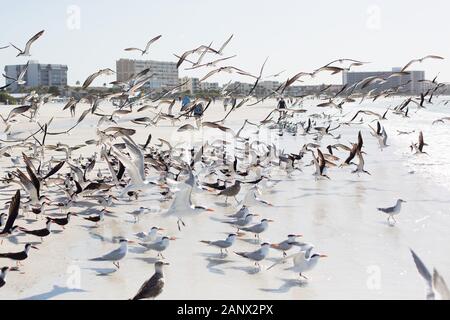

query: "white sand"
xmin=0 ymin=97 xmax=449 ymax=300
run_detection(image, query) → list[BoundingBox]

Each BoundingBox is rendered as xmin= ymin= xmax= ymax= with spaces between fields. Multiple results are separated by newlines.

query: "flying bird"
xmin=124 ymin=35 xmax=162 ymax=55
xmin=10 ymin=30 xmax=45 ymax=57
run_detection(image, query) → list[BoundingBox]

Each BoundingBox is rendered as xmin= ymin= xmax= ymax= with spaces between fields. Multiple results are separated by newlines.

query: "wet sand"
xmin=0 ymin=97 xmax=449 ymax=300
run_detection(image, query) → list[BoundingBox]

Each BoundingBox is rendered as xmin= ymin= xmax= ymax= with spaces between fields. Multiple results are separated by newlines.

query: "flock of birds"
xmin=0 ymin=30 xmax=449 ymax=300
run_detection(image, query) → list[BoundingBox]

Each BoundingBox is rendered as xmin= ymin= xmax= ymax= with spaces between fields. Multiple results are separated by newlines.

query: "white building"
xmin=199 ymin=82 xmax=219 ymax=92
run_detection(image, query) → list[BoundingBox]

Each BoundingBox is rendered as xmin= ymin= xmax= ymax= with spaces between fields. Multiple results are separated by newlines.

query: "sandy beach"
xmin=0 ymin=97 xmax=449 ymax=300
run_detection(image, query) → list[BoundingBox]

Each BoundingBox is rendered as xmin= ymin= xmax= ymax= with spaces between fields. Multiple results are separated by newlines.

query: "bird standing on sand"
xmin=131 ymin=261 xmax=169 ymax=300
xmin=218 ymin=180 xmax=241 ymax=203
xmin=200 ymin=234 xmax=237 ymax=256
xmin=0 ymin=243 xmax=39 ymax=267
xmin=241 ymin=218 xmax=274 ymax=242
xmin=268 ymin=246 xmax=327 ymax=280
xmin=377 ymin=199 xmax=406 ymax=225
xmin=19 ymin=218 xmax=53 ymax=241
xmin=90 ymin=238 xmax=134 ymax=269
xmin=139 ymin=236 xmax=175 ymax=259
xmin=50 ymin=212 xmax=77 ymax=229
xmin=270 ymin=234 xmax=304 ymax=257
xmin=235 ymin=242 xmax=271 ymax=270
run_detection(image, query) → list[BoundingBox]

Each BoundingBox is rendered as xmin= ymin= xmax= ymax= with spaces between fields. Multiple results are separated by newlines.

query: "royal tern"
xmin=139 ymin=236 xmax=176 ymax=259
xmin=200 ymin=234 xmax=237 ymax=256
xmin=90 ymin=238 xmax=134 ymax=269
xmin=235 ymin=242 xmax=271 ymax=269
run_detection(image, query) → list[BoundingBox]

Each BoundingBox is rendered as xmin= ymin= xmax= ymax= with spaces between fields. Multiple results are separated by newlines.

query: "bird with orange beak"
xmin=268 ymin=245 xmax=327 ymax=280
xmin=270 ymin=234 xmax=304 ymax=257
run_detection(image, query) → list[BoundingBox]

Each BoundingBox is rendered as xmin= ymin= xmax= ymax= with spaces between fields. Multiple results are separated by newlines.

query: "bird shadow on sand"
xmin=84 ymin=267 xmax=118 ymax=276
xmin=21 ymin=285 xmax=87 ymax=300
xmin=202 ymin=255 xmax=234 ymax=275
xmin=133 ymin=256 xmax=160 ymax=264
xmin=237 ymin=237 xmax=261 ymax=245
xmin=214 ymin=202 xmax=235 ymax=208
xmin=227 ymin=265 xmax=261 ymax=275
xmin=259 ymin=278 xmax=308 ymax=293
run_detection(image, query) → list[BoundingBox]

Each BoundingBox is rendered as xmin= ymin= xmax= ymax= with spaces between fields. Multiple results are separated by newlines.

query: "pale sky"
xmin=1 ymin=0 xmax=449 ymax=86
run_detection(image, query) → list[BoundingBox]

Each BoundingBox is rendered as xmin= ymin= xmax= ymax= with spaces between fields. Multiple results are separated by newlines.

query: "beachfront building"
xmin=116 ymin=58 xmax=179 ymax=89
xmin=199 ymin=81 xmax=219 ymax=92
xmin=4 ymin=61 xmax=68 ymax=92
xmin=342 ymin=68 xmax=425 ymax=95
xmin=180 ymin=77 xmax=200 ymax=94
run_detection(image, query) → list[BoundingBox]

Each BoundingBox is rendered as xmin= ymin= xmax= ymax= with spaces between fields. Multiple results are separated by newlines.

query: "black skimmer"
xmin=19 ymin=218 xmax=52 ymax=241
xmin=0 ymin=243 xmax=38 ymax=267
xmin=10 ymin=30 xmax=45 ymax=57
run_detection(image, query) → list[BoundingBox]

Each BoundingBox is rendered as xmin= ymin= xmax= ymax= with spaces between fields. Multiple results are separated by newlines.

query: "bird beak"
xmin=127 ymin=240 xmax=136 ymax=244
xmin=72 ymin=213 xmax=78 ymax=216
xmin=267 ymin=219 xmax=274 ymax=222
xmin=253 ymin=214 xmax=260 ymax=217
xmin=270 ymin=244 xmax=279 ymax=249
xmin=169 ymin=237 xmax=177 ymax=241
xmin=163 ymin=262 xmax=170 ymax=266
xmin=319 ymin=254 xmax=328 ymax=258
xmin=206 ymin=208 xmax=214 ymax=212
xmin=112 ymin=196 xmax=118 ymax=200
xmin=31 ymin=246 xmax=39 ymax=250
xmin=296 ymin=234 xmax=303 ymax=237
xmin=157 ymin=227 xmax=165 ymax=231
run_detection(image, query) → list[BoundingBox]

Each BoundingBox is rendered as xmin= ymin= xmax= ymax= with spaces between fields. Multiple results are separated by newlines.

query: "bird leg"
xmin=299 ymin=273 xmax=308 ymax=280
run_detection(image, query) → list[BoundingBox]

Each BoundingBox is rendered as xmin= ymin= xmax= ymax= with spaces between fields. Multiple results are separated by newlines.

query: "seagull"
xmin=124 ymin=35 xmax=162 ymax=55
xmin=410 ymin=249 xmax=450 ymax=300
xmin=200 ymin=234 xmax=237 ymax=256
xmin=139 ymin=236 xmax=176 ymax=259
xmin=90 ymin=238 xmax=134 ymax=269
xmin=0 ymin=267 xmax=8 ymax=288
xmin=217 ymin=180 xmax=241 ymax=203
xmin=131 ymin=261 xmax=169 ymax=300
xmin=10 ymin=30 xmax=45 ymax=57
xmin=0 ymin=243 xmax=39 ymax=267
xmin=377 ymin=199 xmax=406 ymax=225
xmin=268 ymin=246 xmax=327 ymax=280
xmin=234 ymin=242 xmax=271 ymax=270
